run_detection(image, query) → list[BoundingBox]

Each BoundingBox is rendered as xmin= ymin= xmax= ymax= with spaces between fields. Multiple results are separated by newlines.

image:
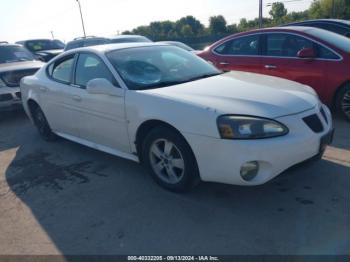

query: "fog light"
xmin=240 ymin=161 xmax=259 ymax=181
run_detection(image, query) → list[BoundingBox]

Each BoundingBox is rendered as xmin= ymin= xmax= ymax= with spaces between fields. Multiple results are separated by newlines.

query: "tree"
xmin=269 ymin=2 xmax=288 ymax=22
xmin=227 ymin=24 xmax=238 ymax=34
xmin=175 ymin=16 xmax=205 ymax=36
xmin=209 ymin=15 xmax=227 ymax=35
xmin=309 ymin=0 xmax=350 ymax=19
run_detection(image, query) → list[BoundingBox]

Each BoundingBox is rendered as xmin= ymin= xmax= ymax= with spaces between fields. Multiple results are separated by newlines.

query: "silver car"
xmin=0 ymin=44 xmax=43 ymax=111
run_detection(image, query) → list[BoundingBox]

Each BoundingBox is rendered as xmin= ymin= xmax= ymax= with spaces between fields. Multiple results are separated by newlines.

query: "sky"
xmin=0 ymin=0 xmax=314 ymax=43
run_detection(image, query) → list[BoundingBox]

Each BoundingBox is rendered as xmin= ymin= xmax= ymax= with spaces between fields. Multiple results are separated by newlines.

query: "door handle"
xmin=219 ymin=62 xmax=230 ymax=66
xmin=265 ymin=64 xmax=277 ymax=69
xmin=72 ymin=95 xmax=82 ymax=102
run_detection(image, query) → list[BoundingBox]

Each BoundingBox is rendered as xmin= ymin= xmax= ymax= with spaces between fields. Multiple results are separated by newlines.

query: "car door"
xmin=211 ymin=34 xmax=262 ymax=74
xmin=71 ymin=52 xmax=130 ymax=153
xmin=260 ymin=33 xmax=326 ymax=92
xmin=40 ymin=53 xmax=83 ymax=137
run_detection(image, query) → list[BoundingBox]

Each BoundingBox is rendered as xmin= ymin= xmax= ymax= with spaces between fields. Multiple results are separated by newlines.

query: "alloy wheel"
xmin=149 ymin=138 xmax=185 ymax=184
xmin=341 ymin=90 xmax=350 ymax=118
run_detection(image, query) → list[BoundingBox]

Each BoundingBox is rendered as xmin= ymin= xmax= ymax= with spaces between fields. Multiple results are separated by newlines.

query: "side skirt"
xmin=55 ymin=132 xmax=140 ymax=163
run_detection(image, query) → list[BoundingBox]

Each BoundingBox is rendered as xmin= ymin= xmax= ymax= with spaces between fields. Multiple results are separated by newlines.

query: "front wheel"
xmin=142 ymin=126 xmax=200 ymax=192
xmin=336 ymin=84 xmax=350 ymax=121
xmin=32 ymin=106 xmax=57 ymax=141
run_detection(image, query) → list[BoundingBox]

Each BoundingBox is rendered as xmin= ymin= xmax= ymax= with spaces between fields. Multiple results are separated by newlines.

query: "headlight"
xmin=0 ymin=78 xmax=7 ymax=88
xmin=217 ymin=115 xmax=289 ymax=139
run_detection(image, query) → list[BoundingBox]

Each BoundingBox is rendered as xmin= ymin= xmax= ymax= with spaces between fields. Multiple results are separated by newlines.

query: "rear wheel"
xmin=142 ymin=126 xmax=200 ymax=192
xmin=336 ymin=84 xmax=350 ymax=121
xmin=32 ymin=105 xmax=57 ymax=141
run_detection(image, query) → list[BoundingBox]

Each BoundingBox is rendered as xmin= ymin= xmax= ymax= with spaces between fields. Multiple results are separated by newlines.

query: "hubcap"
xmin=341 ymin=90 xmax=350 ymax=118
xmin=149 ymin=139 xmax=185 ymax=184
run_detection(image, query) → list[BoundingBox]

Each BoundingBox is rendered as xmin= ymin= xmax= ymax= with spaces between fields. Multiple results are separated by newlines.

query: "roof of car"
xmin=67 ymin=42 xmax=167 ymax=54
xmin=286 ymin=19 xmax=350 ymax=26
xmin=109 ymin=34 xmax=148 ymax=39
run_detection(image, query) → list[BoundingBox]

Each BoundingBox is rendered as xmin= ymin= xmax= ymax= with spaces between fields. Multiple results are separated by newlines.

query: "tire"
xmin=142 ymin=126 xmax=200 ymax=192
xmin=32 ymin=105 xmax=57 ymax=141
xmin=335 ymin=84 xmax=350 ymax=121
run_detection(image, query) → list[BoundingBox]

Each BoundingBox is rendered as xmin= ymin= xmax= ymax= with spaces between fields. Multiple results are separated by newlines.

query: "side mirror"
xmin=297 ymin=48 xmax=316 ymax=59
xmin=86 ymin=78 xmax=124 ymax=97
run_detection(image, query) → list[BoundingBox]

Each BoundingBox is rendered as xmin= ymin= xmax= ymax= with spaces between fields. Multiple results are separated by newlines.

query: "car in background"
xmin=64 ymin=36 xmax=109 ymax=51
xmin=16 ymin=39 xmax=65 ymax=62
xmin=64 ymin=35 xmax=152 ymax=51
xmin=21 ymin=43 xmax=333 ymax=192
xmin=284 ymin=19 xmax=350 ymax=38
xmin=158 ymin=41 xmax=199 ymax=53
xmin=0 ymin=44 xmax=43 ymax=111
xmin=0 ymin=41 xmax=9 ymax=44
xmin=108 ymin=35 xmax=152 ymax=44
xmin=198 ymin=26 xmax=350 ymax=121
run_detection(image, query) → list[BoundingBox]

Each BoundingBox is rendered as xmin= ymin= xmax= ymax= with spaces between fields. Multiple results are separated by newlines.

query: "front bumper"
xmin=183 ymin=104 xmax=333 ymax=186
xmin=0 ymin=87 xmax=22 ymax=111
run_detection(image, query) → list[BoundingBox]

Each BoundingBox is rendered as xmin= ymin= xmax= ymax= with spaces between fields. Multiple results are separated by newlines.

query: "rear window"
xmin=0 ymin=46 xmax=35 ymax=63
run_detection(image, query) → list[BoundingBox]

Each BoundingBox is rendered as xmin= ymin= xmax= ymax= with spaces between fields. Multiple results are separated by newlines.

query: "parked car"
xmin=21 ymin=43 xmax=333 ymax=191
xmin=64 ymin=36 xmax=109 ymax=51
xmin=16 ymin=39 xmax=65 ymax=62
xmin=284 ymin=19 xmax=350 ymax=38
xmin=65 ymin=35 xmax=151 ymax=51
xmin=0 ymin=44 xmax=43 ymax=111
xmin=108 ymin=35 xmax=152 ymax=44
xmin=198 ymin=26 xmax=350 ymax=121
xmin=157 ymin=41 xmax=196 ymax=52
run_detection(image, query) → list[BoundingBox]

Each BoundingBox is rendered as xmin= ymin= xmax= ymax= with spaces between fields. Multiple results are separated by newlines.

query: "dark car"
xmin=0 ymin=44 xmax=43 ymax=111
xmin=284 ymin=19 xmax=350 ymax=38
xmin=198 ymin=26 xmax=350 ymax=120
xmin=64 ymin=36 xmax=110 ymax=51
xmin=16 ymin=39 xmax=65 ymax=62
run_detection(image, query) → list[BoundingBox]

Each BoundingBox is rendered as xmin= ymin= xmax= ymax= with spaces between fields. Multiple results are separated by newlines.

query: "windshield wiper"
xmin=183 ymin=72 xmax=224 ymax=83
xmin=137 ymin=72 xmax=224 ymax=90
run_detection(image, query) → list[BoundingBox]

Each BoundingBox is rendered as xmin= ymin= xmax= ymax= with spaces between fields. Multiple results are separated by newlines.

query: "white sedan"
xmin=21 ymin=43 xmax=334 ymax=192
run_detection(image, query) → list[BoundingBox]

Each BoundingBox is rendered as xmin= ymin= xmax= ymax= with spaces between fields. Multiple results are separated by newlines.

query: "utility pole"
xmin=75 ymin=0 xmax=87 ymax=38
xmin=332 ymin=0 xmax=335 ymax=18
xmin=50 ymin=31 xmax=55 ymax=39
xmin=259 ymin=0 xmax=263 ymax=28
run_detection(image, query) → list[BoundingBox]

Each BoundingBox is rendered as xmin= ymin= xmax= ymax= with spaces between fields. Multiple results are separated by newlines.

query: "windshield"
xmin=0 ymin=45 xmax=35 ymax=63
xmin=306 ymin=28 xmax=350 ymax=53
xmin=25 ymin=40 xmax=63 ymax=52
xmin=106 ymin=46 xmax=221 ymax=90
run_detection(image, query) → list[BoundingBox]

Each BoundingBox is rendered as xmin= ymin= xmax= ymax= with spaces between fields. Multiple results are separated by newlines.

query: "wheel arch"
xmin=332 ymin=80 xmax=350 ymax=108
xmin=134 ymin=119 xmax=198 ymax=166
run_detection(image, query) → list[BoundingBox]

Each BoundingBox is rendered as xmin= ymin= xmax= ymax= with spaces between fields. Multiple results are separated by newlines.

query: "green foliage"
xmin=122 ymin=0 xmax=350 ymax=47
xmin=209 ymin=15 xmax=227 ymax=34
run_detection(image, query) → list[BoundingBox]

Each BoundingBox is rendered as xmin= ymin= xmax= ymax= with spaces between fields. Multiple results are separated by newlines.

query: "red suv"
xmin=198 ymin=26 xmax=350 ymax=120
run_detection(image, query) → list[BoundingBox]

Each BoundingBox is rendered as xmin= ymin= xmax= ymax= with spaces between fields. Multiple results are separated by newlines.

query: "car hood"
xmin=143 ymin=71 xmax=319 ymax=118
xmin=0 ymin=61 xmax=44 ymax=73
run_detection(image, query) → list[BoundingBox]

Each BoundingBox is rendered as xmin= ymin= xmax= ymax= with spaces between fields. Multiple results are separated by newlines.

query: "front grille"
xmin=0 ymin=94 xmax=13 ymax=102
xmin=303 ymin=114 xmax=324 ymax=133
xmin=320 ymin=107 xmax=328 ymax=124
xmin=1 ymin=68 xmax=39 ymax=87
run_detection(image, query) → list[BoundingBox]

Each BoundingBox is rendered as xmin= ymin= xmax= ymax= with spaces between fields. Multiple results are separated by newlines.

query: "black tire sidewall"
xmin=336 ymin=84 xmax=350 ymax=121
xmin=142 ymin=126 xmax=199 ymax=192
xmin=33 ymin=106 xmax=56 ymax=141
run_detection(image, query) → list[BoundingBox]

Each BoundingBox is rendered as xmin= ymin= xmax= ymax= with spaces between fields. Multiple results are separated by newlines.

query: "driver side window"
xmin=74 ymin=53 xmax=117 ymax=88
